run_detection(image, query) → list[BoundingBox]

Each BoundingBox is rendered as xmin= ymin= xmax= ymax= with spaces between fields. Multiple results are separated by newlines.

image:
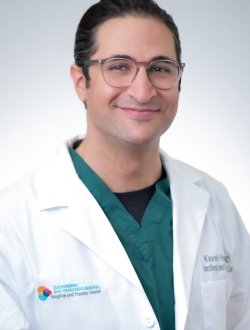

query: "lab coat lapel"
xmin=38 ymin=143 xmax=143 ymax=291
xmin=61 ymin=181 xmax=143 ymax=291
xmin=161 ymin=151 xmax=210 ymax=330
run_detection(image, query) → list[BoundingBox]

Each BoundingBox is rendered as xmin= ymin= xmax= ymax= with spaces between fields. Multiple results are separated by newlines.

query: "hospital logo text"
xmin=38 ymin=283 xmax=102 ymax=301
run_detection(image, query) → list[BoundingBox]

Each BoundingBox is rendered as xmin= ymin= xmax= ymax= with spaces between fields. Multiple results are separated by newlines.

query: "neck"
xmin=75 ymin=132 xmax=162 ymax=193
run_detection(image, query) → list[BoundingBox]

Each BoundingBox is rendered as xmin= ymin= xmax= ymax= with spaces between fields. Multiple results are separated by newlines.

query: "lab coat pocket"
xmin=201 ymin=280 xmax=234 ymax=330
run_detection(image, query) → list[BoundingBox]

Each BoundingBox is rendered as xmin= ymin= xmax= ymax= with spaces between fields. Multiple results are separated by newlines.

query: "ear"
xmin=70 ymin=64 xmax=87 ymax=102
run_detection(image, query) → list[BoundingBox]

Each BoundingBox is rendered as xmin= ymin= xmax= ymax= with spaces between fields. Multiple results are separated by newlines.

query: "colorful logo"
xmin=38 ymin=286 xmax=52 ymax=301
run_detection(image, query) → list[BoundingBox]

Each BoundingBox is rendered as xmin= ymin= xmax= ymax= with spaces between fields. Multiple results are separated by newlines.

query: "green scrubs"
xmin=69 ymin=148 xmax=175 ymax=330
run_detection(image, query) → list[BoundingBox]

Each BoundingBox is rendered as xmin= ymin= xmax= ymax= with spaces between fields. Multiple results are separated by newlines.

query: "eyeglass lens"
xmin=102 ymin=58 xmax=180 ymax=89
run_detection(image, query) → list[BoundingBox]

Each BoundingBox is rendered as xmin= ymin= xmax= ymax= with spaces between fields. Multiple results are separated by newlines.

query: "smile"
xmin=119 ymin=107 xmax=159 ymax=119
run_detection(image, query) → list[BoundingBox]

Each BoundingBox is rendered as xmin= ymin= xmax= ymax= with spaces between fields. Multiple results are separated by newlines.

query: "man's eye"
xmin=109 ymin=64 xmax=130 ymax=71
xmin=151 ymin=66 xmax=170 ymax=73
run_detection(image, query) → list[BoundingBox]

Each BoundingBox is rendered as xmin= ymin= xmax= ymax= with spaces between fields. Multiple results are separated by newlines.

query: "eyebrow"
xmin=110 ymin=54 xmax=174 ymax=62
xmin=152 ymin=55 xmax=173 ymax=61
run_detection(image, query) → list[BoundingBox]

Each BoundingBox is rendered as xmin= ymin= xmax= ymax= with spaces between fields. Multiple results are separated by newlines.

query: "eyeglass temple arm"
xmin=84 ymin=60 xmax=102 ymax=65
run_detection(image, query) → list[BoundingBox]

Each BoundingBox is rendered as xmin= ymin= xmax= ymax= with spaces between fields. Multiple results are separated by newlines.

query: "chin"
xmin=121 ymin=133 xmax=161 ymax=147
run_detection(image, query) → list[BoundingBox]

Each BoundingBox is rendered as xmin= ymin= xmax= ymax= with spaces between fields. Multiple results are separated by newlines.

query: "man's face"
xmin=78 ymin=16 xmax=180 ymax=147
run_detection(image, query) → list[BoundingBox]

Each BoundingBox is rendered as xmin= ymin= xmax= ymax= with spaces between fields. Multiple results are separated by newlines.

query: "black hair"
xmin=74 ymin=0 xmax=182 ymax=88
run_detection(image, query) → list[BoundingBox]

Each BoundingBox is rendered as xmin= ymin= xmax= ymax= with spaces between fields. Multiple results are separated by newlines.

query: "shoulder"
xmin=160 ymin=149 xmax=229 ymax=198
xmin=0 ymin=168 xmax=39 ymax=214
xmin=0 ymin=142 xmax=76 ymax=221
xmin=0 ymin=135 xmax=83 ymax=199
xmin=161 ymin=149 xmax=250 ymax=242
xmin=0 ymin=167 xmax=41 ymax=242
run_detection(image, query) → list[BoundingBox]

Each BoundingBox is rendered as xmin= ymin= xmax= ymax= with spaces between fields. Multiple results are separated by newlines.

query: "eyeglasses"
xmin=84 ymin=57 xmax=185 ymax=90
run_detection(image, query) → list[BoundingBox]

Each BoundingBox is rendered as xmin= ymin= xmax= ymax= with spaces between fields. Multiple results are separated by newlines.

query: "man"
xmin=0 ymin=0 xmax=249 ymax=329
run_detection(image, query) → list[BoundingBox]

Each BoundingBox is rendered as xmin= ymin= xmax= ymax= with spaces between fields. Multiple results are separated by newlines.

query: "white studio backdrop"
xmin=1 ymin=0 xmax=249 ymax=231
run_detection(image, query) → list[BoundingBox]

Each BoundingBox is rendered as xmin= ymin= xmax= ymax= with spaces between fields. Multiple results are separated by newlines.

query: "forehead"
xmin=93 ymin=15 xmax=177 ymax=61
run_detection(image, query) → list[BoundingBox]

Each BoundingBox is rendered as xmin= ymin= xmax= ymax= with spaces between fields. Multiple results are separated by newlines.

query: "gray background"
xmin=1 ymin=0 xmax=249 ymax=231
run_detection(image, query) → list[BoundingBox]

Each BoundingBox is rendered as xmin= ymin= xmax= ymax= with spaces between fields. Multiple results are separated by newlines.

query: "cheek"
xmin=85 ymin=84 xmax=121 ymax=126
xmin=162 ymin=91 xmax=179 ymax=127
xmin=87 ymin=78 xmax=120 ymax=109
xmin=161 ymin=88 xmax=179 ymax=112
xmin=169 ymin=97 xmax=179 ymax=125
xmin=171 ymin=94 xmax=179 ymax=115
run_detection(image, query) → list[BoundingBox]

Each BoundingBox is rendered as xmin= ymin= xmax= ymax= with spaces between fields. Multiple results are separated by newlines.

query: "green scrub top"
xmin=69 ymin=148 xmax=175 ymax=330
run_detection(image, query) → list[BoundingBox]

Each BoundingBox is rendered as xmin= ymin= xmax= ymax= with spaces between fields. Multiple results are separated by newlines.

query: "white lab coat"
xmin=0 ymin=138 xmax=249 ymax=330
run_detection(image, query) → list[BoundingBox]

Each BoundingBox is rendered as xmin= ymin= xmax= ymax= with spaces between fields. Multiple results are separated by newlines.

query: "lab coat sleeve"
xmin=0 ymin=227 xmax=31 ymax=330
xmin=227 ymin=202 xmax=250 ymax=330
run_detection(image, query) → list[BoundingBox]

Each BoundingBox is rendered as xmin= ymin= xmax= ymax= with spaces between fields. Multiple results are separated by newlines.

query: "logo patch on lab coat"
xmin=37 ymin=283 xmax=102 ymax=301
xmin=37 ymin=286 xmax=52 ymax=300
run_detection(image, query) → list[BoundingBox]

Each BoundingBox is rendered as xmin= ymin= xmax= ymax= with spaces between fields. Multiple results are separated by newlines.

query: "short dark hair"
xmin=74 ymin=0 xmax=182 ymax=88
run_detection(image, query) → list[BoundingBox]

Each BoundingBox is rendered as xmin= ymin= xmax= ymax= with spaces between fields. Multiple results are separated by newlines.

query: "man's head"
xmin=74 ymin=0 xmax=182 ymax=89
xmin=70 ymin=0 xmax=184 ymax=147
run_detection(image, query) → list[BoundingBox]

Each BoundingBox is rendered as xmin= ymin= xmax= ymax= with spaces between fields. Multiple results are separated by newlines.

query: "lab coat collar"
xmin=161 ymin=149 xmax=210 ymax=330
xmin=37 ymin=135 xmax=85 ymax=210
xmin=37 ymin=143 xmax=76 ymax=211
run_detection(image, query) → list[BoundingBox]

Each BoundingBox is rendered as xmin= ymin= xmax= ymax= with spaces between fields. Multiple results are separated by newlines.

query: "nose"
xmin=126 ymin=66 xmax=157 ymax=103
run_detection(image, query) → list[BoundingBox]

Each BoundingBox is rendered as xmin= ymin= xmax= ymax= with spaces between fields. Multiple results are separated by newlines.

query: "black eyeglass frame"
xmin=84 ymin=57 xmax=185 ymax=90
